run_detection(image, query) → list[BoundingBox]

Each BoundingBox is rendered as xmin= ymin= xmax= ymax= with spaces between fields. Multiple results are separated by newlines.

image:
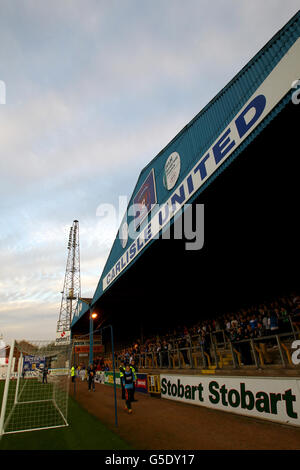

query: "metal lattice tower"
xmin=57 ymin=220 xmax=81 ymax=334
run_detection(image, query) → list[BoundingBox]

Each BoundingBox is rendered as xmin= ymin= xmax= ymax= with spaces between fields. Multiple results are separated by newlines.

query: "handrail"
xmin=280 ymin=341 xmax=292 ymax=365
xmin=203 ymin=351 xmax=211 ymax=368
xmin=233 ymin=348 xmax=242 ymax=367
xmin=112 ymin=315 xmax=299 ymax=360
xmin=217 ymin=351 xmax=223 ymax=368
xmin=104 ymin=331 xmax=298 ymax=370
xmin=255 ymin=344 xmax=265 ymax=366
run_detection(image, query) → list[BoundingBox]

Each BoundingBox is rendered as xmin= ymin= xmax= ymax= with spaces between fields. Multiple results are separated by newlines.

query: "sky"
xmin=0 ymin=1 xmax=299 ymax=343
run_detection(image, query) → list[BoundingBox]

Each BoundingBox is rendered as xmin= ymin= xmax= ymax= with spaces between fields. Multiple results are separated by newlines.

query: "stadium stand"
xmin=70 ymin=12 xmax=300 ymax=381
xmin=96 ymin=293 xmax=300 ymax=372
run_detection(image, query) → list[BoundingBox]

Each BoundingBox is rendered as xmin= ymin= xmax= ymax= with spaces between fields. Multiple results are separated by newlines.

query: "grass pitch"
xmin=0 ymin=380 xmax=131 ymax=450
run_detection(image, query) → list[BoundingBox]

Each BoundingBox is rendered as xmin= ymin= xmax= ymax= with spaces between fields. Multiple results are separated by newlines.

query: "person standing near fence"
xmin=71 ymin=365 xmax=75 ymax=383
xmin=42 ymin=366 xmax=48 ymax=384
xmin=124 ymin=363 xmax=136 ymax=414
xmin=161 ymin=340 xmax=169 ymax=367
xmin=199 ymin=329 xmax=211 ymax=367
xmin=130 ymin=359 xmax=138 ymax=402
xmin=178 ymin=334 xmax=190 ymax=366
xmin=87 ymin=363 xmax=96 ymax=391
xmin=119 ymin=361 xmax=125 ymax=400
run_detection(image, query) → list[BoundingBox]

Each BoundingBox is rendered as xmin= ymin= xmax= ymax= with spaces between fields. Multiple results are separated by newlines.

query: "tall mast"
xmin=57 ymin=220 xmax=81 ymax=334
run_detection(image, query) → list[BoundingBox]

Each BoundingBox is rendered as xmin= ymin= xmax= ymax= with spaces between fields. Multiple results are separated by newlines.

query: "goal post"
xmin=14 ymin=352 xmax=23 ymax=405
xmin=0 ymin=339 xmax=71 ymax=436
xmin=0 ymin=339 xmax=15 ymax=437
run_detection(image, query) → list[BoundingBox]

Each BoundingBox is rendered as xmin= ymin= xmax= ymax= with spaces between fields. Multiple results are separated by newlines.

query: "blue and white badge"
xmin=163 ymin=152 xmax=181 ymax=190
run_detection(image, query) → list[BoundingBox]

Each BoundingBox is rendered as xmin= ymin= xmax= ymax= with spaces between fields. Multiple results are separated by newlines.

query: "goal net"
xmin=0 ymin=339 xmax=71 ymax=436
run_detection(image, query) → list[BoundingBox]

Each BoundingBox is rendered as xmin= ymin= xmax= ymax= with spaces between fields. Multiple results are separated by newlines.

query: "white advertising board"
xmin=161 ymin=374 xmax=300 ymax=427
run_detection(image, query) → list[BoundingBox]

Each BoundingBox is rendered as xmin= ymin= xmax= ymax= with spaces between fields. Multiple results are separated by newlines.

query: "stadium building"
xmin=71 ymin=12 xmax=300 ymax=366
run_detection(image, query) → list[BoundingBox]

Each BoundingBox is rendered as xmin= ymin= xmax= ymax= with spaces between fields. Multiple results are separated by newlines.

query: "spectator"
xmin=123 ymin=363 xmax=136 ymax=414
xmin=242 ymin=325 xmax=255 ymax=365
xmin=129 ymin=360 xmax=138 ymax=402
xmin=270 ymin=309 xmax=279 ymax=335
xmin=161 ymin=339 xmax=169 ymax=367
xmin=199 ymin=329 xmax=211 ymax=367
xmin=292 ymin=294 xmax=300 ymax=307
xmin=291 ymin=303 xmax=300 ymax=329
xmin=231 ymin=316 xmax=239 ymax=330
xmin=178 ymin=335 xmax=190 ymax=367
xmin=119 ymin=360 xmax=126 ymax=400
xmin=278 ymin=307 xmax=290 ymax=333
xmin=249 ymin=314 xmax=258 ymax=330
xmin=232 ymin=327 xmax=245 ymax=365
xmin=155 ymin=341 xmax=162 ymax=367
xmin=87 ymin=363 xmax=96 ymax=392
xmin=263 ymin=311 xmax=271 ymax=337
xmin=42 ymin=366 xmax=49 ymax=384
xmin=102 ymin=292 xmax=299 ymax=371
xmin=269 ymin=309 xmax=280 ymax=346
xmin=256 ymin=322 xmax=272 ymax=364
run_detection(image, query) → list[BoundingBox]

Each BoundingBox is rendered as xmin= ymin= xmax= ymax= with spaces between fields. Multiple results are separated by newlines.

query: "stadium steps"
xmin=217 ymin=350 xmax=233 ymax=368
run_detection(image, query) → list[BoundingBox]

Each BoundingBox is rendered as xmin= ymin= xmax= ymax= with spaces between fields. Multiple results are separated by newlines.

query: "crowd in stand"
xmin=115 ymin=293 xmax=300 ymax=368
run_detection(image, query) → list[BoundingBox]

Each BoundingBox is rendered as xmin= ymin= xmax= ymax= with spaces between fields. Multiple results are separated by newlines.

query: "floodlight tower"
xmin=56 ymin=220 xmax=81 ymax=335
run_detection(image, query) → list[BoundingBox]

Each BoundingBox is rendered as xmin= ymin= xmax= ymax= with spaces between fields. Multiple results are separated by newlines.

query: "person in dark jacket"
xmin=232 ymin=327 xmax=248 ymax=365
xmin=130 ymin=360 xmax=138 ymax=402
xmin=178 ymin=335 xmax=190 ymax=366
xmin=119 ymin=361 xmax=125 ymax=400
xmin=123 ymin=363 xmax=136 ymax=414
xmin=199 ymin=329 xmax=211 ymax=367
xmin=161 ymin=340 xmax=169 ymax=367
xmin=242 ymin=325 xmax=256 ymax=364
xmin=42 ymin=366 xmax=48 ymax=384
xmin=87 ymin=363 xmax=96 ymax=391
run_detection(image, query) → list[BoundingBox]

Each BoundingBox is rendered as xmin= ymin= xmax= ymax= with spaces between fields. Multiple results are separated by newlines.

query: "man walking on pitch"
xmin=124 ymin=363 xmax=136 ymax=414
xmin=42 ymin=366 xmax=48 ymax=384
xmin=87 ymin=363 xmax=96 ymax=392
xmin=71 ymin=365 xmax=76 ymax=383
xmin=130 ymin=360 xmax=138 ymax=402
xmin=119 ymin=360 xmax=126 ymax=400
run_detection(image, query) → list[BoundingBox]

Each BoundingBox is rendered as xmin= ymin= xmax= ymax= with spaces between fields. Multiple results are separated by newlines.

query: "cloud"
xmin=1 ymin=1 xmax=299 ymax=343
xmin=0 ymin=302 xmax=59 ymax=341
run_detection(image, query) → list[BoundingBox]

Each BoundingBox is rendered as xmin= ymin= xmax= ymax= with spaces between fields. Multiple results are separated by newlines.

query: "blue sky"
xmin=0 ymin=1 xmax=299 ymax=342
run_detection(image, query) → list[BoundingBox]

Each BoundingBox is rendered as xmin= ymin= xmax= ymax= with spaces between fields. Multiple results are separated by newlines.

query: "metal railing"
xmin=229 ymin=331 xmax=299 ymax=369
xmin=109 ymin=331 xmax=300 ymax=371
xmin=105 ymin=313 xmax=300 ymax=371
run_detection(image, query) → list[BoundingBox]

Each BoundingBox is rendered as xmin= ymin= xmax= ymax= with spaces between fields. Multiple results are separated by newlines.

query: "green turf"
xmin=1 ymin=379 xmax=66 ymax=433
xmin=0 ymin=380 xmax=131 ymax=450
